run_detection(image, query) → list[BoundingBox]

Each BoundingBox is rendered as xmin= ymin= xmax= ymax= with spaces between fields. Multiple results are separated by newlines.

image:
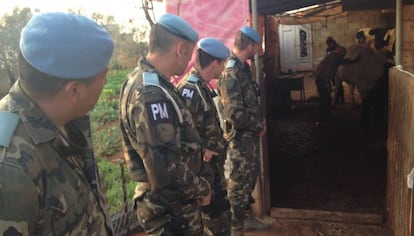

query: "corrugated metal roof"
xmin=256 ymin=0 xmax=414 ymax=15
xmin=256 ymin=0 xmax=337 ymax=15
xmin=342 ymin=0 xmax=414 ymax=11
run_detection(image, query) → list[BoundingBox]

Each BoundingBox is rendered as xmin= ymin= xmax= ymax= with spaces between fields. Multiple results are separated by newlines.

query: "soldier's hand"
xmin=198 ymin=182 xmax=211 ymax=206
xmin=203 ymin=148 xmax=218 ymax=162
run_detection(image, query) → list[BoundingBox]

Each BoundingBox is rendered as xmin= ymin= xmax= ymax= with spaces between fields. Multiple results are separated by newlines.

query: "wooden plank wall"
xmin=402 ymin=5 xmax=414 ymax=74
xmin=387 ymin=67 xmax=414 ymax=236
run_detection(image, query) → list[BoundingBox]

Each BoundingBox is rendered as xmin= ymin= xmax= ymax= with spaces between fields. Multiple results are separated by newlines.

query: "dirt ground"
xmin=268 ymin=102 xmax=387 ymax=215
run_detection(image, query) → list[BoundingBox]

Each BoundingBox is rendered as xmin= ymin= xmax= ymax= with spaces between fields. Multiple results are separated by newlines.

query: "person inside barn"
xmin=325 ymin=36 xmax=347 ymax=104
xmin=326 ymin=36 xmax=340 ymax=54
xmin=315 ymin=37 xmax=347 ymax=122
xmin=0 ymin=12 xmax=115 ymax=235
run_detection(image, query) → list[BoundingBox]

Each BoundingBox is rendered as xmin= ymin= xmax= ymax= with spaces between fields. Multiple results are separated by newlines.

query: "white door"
xmin=279 ymin=24 xmax=313 ymax=73
xmin=279 ymin=25 xmax=296 ymax=73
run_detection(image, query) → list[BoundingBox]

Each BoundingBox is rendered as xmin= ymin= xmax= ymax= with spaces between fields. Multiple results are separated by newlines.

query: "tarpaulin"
xmin=166 ymin=0 xmax=251 ymax=85
xmin=166 ymin=0 xmax=250 ymax=49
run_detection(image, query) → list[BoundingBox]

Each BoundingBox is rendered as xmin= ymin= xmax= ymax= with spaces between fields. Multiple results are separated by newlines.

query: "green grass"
xmin=90 ymin=69 xmax=136 ymax=214
xmin=90 ymin=70 xmax=127 ymax=128
xmin=91 ymin=69 xmax=127 ymax=156
xmin=98 ymin=158 xmax=136 ymax=214
xmin=93 ymin=125 xmax=121 ymax=158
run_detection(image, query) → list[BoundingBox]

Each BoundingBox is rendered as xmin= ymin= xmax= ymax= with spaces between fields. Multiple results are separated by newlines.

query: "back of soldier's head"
xmin=18 ymin=12 xmax=114 ymax=97
xmin=148 ymin=24 xmax=181 ymax=54
xmin=196 ymin=37 xmax=230 ymax=69
xmin=18 ymin=51 xmax=68 ymax=97
xmin=149 ymin=14 xmax=198 ymax=54
xmin=234 ymin=26 xmax=261 ymax=50
xmin=234 ymin=31 xmax=254 ymax=50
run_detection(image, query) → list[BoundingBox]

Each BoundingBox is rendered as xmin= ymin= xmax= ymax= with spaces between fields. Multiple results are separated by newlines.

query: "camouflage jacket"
xmin=217 ymin=54 xmax=264 ymax=137
xmin=0 ymin=82 xmax=113 ymax=236
xmin=177 ymin=69 xmax=227 ymax=154
xmin=119 ymin=58 xmax=209 ymax=203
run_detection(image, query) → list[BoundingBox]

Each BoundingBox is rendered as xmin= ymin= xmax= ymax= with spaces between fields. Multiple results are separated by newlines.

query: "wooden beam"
xmin=271 ymin=208 xmax=385 ymax=225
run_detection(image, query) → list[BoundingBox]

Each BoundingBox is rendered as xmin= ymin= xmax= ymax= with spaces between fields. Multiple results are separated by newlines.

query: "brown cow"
xmin=334 ymin=44 xmax=386 ymax=105
xmin=334 ymin=29 xmax=394 ymax=125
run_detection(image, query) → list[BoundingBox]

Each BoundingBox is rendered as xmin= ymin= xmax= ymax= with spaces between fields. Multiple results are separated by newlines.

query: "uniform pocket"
xmin=135 ymin=191 xmax=170 ymax=233
xmin=46 ymin=193 xmax=70 ymax=216
xmin=45 ymin=190 xmax=78 ymax=234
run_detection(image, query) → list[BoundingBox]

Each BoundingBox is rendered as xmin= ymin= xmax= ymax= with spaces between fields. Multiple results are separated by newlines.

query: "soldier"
xmin=217 ymin=26 xmax=270 ymax=235
xmin=0 ymin=12 xmax=114 ymax=235
xmin=177 ymin=38 xmax=231 ymax=236
xmin=119 ymin=14 xmax=211 ymax=236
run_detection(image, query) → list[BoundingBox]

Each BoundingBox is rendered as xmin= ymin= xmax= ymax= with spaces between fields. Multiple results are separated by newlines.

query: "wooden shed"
xmin=257 ymin=1 xmax=414 ymax=235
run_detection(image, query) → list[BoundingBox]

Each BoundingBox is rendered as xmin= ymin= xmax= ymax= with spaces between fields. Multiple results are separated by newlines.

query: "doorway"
xmin=266 ymin=78 xmax=387 ymax=218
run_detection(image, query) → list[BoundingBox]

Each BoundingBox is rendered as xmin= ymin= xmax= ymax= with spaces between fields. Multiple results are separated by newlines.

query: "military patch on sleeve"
xmin=226 ymin=59 xmax=236 ymax=68
xmin=156 ymin=123 xmax=176 ymax=143
xmin=0 ymin=111 xmax=19 ymax=148
xmin=146 ymin=100 xmax=173 ymax=124
xmin=181 ymin=88 xmax=195 ymax=99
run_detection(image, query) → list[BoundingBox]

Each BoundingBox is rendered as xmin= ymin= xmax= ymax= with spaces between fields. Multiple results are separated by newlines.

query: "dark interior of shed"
xmin=266 ymin=95 xmax=387 ymax=215
xmin=259 ymin=0 xmax=396 ymax=216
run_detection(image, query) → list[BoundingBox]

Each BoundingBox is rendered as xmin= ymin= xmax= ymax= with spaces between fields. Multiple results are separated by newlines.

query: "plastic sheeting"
xmin=166 ymin=0 xmax=251 ymax=85
xmin=166 ymin=0 xmax=250 ymax=49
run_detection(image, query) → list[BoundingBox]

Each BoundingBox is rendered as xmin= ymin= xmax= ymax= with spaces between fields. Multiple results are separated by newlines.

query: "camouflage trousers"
xmin=135 ymin=191 xmax=203 ymax=236
xmin=201 ymin=152 xmax=231 ymax=236
xmin=226 ymin=134 xmax=260 ymax=230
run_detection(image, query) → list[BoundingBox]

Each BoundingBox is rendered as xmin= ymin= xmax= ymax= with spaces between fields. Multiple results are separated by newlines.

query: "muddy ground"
xmin=256 ymin=94 xmax=392 ymax=235
xmin=267 ymin=100 xmax=387 ymax=215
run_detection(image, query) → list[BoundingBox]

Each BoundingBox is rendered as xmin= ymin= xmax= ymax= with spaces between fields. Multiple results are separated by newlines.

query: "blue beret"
xmin=156 ymin=13 xmax=198 ymax=42
xmin=240 ymin=26 xmax=261 ymax=43
xmin=197 ymin=38 xmax=230 ymax=59
xmin=20 ymin=12 xmax=114 ymax=79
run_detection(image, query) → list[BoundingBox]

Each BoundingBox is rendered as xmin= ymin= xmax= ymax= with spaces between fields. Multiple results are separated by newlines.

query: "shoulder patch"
xmin=0 ymin=111 xmax=19 ymax=147
xmin=187 ymin=75 xmax=200 ymax=83
xmin=145 ymin=100 xmax=173 ymax=124
xmin=226 ymin=59 xmax=236 ymax=69
xmin=142 ymin=71 xmax=184 ymax=124
xmin=143 ymin=72 xmax=159 ymax=85
xmin=181 ymin=88 xmax=195 ymax=99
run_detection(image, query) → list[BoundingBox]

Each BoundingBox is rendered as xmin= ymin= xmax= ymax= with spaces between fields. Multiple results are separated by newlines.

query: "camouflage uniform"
xmin=119 ymin=58 xmax=210 ymax=236
xmin=0 ymin=82 xmax=113 ymax=236
xmin=217 ymin=54 xmax=264 ymax=231
xmin=178 ymin=69 xmax=231 ymax=235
